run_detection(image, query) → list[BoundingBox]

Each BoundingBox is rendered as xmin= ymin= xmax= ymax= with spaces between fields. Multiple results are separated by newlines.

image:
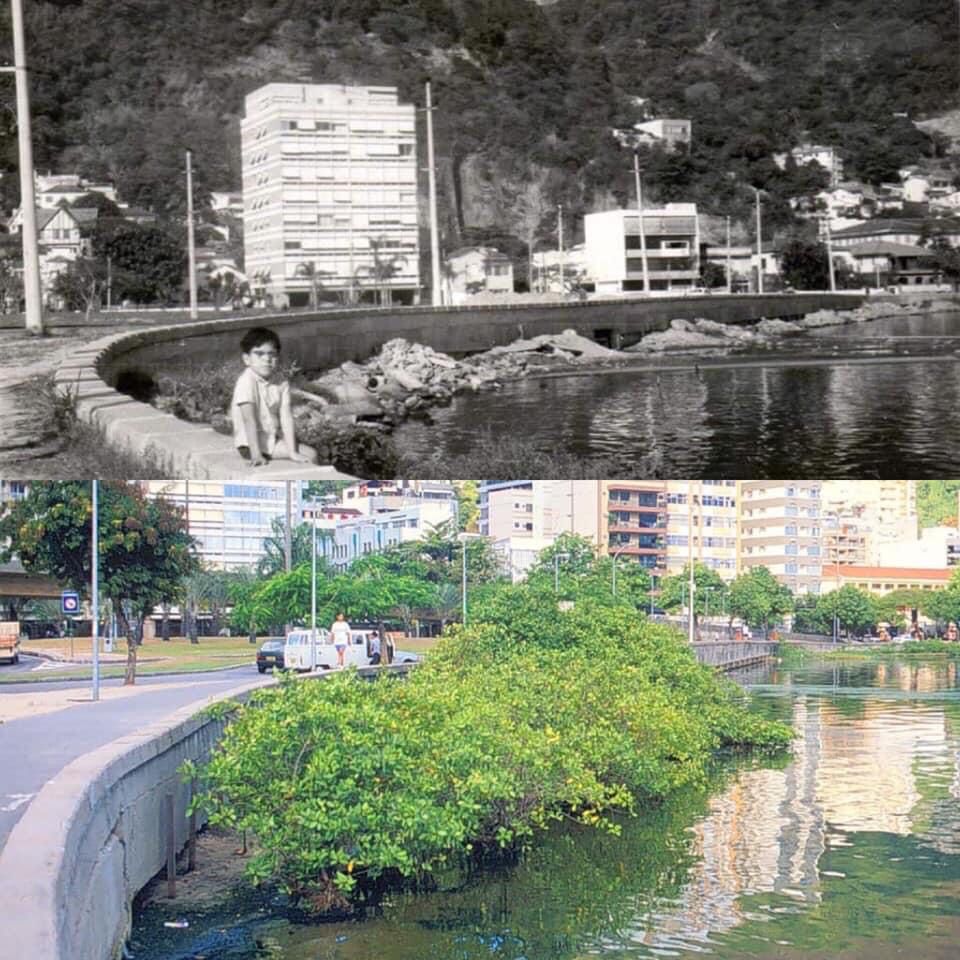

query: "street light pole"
xmin=557 ymin=204 xmax=564 ymax=293
xmin=611 ymin=545 xmax=628 ymax=597
xmin=457 ymin=532 xmax=483 ymax=626
xmin=425 ymin=80 xmax=442 ymax=306
xmin=91 ymin=480 xmax=99 ymax=702
xmin=633 ymin=152 xmax=650 ymax=294
xmin=753 ymin=187 xmax=764 ymax=294
xmin=310 ymin=513 xmax=317 ymax=670
xmin=5 ymin=0 xmax=44 ymax=334
xmin=185 ymin=149 xmax=198 ymax=320
xmin=554 ymin=552 xmax=570 ymax=594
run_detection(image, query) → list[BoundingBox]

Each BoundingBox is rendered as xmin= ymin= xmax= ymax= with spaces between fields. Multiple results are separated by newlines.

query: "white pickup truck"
xmin=0 ymin=621 xmax=21 ymax=665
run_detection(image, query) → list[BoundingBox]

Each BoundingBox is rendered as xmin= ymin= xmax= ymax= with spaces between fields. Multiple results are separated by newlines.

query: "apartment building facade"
xmin=145 ymin=482 xmax=298 ymax=570
xmin=584 ymin=205 xmax=700 ymax=294
xmin=601 ymin=481 xmax=667 ymax=571
xmin=241 ymin=83 xmax=420 ymax=307
xmin=821 ymin=480 xmax=917 ymax=566
xmin=664 ymin=480 xmax=738 ymax=580
xmin=737 ymin=481 xmax=823 ymax=594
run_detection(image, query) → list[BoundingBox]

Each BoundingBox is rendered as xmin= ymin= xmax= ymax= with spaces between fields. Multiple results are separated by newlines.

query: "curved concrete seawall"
xmin=0 ymin=677 xmax=266 ymax=960
xmin=56 ymin=293 xmax=863 ymax=478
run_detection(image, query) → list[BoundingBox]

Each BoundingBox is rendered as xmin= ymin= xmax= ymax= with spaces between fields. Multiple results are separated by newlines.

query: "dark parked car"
xmin=256 ymin=639 xmax=285 ymax=673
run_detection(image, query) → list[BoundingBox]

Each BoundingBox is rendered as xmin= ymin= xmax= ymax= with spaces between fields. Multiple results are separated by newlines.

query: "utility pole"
xmin=91 ymin=480 xmax=100 ymax=702
xmin=185 ymin=150 xmax=198 ymax=320
xmin=633 ymin=152 xmax=650 ymax=294
xmin=284 ymin=480 xmax=293 ymax=573
xmin=754 ymin=187 xmax=764 ymax=294
xmin=725 ymin=215 xmax=732 ymax=293
xmin=823 ymin=213 xmax=836 ymax=292
xmin=557 ymin=204 xmax=564 ymax=293
xmin=687 ymin=479 xmax=696 ymax=644
xmin=425 ymin=81 xmax=442 ymax=306
xmin=5 ymin=0 xmax=44 ymax=334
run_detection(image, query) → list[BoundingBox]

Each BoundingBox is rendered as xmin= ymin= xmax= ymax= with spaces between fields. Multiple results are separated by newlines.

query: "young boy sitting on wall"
xmin=231 ymin=327 xmax=315 ymax=466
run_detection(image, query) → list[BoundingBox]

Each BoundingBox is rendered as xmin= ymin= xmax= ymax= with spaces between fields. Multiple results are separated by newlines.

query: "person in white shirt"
xmin=330 ymin=612 xmax=351 ymax=668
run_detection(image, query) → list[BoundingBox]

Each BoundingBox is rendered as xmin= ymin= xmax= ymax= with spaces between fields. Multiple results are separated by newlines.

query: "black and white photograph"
xmin=2 ymin=2 xmax=960 ymax=477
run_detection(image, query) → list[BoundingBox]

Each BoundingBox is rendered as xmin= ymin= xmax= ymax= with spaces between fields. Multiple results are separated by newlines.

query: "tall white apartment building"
xmin=242 ymin=83 xmax=420 ymax=307
xmin=664 ymin=480 xmax=738 ymax=580
xmin=738 ymin=481 xmax=823 ymax=595
xmin=146 ymin=481 xmax=297 ymax=570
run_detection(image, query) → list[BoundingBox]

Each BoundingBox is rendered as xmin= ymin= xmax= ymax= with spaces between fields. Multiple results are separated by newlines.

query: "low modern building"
xmin=822 ymin=564 xmax=951 ymax=595
xmin=832 ymin=218 xmax=960 ymax=250
xmin=444 ymin=246 xmax=513 ymax=303
xmin=321 ymin=503 xmax=454 ymax=571
xmin=584 ymin=205 xmax=700 ymax=294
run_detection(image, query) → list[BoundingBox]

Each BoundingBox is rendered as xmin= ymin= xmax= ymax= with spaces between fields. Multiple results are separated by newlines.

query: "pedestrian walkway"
xmin=0 ymin=671 xmax=272 ymax=854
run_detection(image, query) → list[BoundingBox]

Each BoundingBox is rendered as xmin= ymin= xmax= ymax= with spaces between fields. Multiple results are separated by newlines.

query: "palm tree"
xmin=293 ymin=261 xmax=330 ymax=309
xmin=355 ymin=237 xmax=409 ymax=306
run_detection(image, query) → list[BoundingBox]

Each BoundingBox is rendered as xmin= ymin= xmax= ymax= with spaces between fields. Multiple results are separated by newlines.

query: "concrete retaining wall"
xmin=0 ymin=677 xmax=266 ymax=960
xmin=57 ymin=292 xmax=863 ymax=478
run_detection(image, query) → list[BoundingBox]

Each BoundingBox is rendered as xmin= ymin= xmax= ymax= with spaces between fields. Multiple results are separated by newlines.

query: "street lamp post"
xmin=649 ymin=573 xmax=657 ymax=614
xmin=611 ymin=544 xmax=629 ymax=597
xmin=91 ymin=480 xmax=99 ymax=702
xmin=310 ymin=508 xmax=318 ymax=670
xmin=633 ymin=152 xmax=650 ymax=294
xmin=554 ymin=551 xmax=571 ymax=594
xmin=754 ymin=187 xmax=764 ymax=294
xmin=457 ymin=533 xmax=483 ymax=626
xmin=4 ymin=0 xmax=44 ymax=334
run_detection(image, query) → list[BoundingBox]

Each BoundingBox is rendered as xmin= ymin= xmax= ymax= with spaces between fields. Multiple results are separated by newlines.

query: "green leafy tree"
xmin=917 ymin=481 xmax=960 ymax=528
xmin=779 ymin=237 xmax=830 ymax=290
xmin=0 ymin=482 xmax=199 ymax=684
xmin=814 ymin=586 xmax=877 ymax=638
xmin=659 ymin=563 xmax=729 ymax=629
xmin=453 ymin=480 xmax=480 ymax=532
xmin=727 ymin=566 xmax=794 ymax=635
xmin=101 ymin=224 xmax=185 ymax=304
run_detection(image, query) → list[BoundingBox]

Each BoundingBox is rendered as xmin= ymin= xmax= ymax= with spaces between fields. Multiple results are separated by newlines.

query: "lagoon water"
xmin=394 ymin=311 xmax=960 ymax=476
xmin=137 ymin=654 xmax=960 ymax=960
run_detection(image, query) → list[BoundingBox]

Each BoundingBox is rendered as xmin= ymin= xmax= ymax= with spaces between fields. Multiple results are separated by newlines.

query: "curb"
xmin=57 ymin=312 xmax=352 ymax=480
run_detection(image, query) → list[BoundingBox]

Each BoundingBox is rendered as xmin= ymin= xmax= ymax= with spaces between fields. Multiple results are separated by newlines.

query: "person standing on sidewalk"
xmin=330 ymin=612 xmax=351 ymax=668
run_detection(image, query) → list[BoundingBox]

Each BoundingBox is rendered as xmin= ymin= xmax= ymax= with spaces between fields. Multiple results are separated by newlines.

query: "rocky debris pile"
xmin=625 ymin=318 xmax=758 ymax=352
xmin=296 ymin=330 xmax=627 ymax=429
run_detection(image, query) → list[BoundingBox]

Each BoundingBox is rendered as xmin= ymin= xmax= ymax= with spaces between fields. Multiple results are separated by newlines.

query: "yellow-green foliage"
xmin=197 ymin=602 xmax=791 ymax=906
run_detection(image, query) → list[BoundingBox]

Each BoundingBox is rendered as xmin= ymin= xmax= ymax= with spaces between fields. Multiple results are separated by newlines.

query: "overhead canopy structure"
xmin=0 ymin=561 xmax=62 ymax=601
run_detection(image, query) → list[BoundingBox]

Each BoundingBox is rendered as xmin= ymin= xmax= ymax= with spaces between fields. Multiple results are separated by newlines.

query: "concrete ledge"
xmin=58 ymin=294 xmax=865 ymax=480
xmin=0 ymin=676 xmax=268 ymax=960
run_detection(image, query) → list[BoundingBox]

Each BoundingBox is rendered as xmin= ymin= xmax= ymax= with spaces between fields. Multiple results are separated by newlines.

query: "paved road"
xmin=0 ymin=667 xmax=273 ymax=854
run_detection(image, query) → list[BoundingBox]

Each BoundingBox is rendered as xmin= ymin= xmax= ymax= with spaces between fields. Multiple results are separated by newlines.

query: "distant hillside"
xmin=917 ymin=481 xmax=960 ymax=528
xmin=1 ymin=0 xmax=957 ymax=256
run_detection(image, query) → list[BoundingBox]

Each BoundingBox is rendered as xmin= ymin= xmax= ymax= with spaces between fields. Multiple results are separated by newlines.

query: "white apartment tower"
xmin=242 ymin=83 xmax=420 ymax=307
xmin=737 ymin=481 xmax=823 ymax=595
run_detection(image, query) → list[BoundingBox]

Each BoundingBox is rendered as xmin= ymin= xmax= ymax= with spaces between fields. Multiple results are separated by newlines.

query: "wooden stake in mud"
xmin=166 ymin=792 xmax=176 ymax=898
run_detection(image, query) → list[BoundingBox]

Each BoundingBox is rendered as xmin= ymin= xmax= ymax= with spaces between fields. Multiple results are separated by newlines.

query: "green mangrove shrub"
xmin=194 ymin=602 xmax=791 ymax=911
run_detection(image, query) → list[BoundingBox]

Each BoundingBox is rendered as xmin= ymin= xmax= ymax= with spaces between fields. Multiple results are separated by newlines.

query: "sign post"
xmin=61 ymin=590 xmax=80 ymax=659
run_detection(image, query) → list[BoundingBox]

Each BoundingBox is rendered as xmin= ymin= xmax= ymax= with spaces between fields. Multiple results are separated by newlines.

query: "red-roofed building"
xmin=822 ymin=564 xmax=952 ymax=595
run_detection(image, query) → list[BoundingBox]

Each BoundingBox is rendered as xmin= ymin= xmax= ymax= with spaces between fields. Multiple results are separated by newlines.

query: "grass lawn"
xmin=2 ymin=634 xmax=265 ymax=684
xmin=2 ymin=633 xmax=441 ymax=683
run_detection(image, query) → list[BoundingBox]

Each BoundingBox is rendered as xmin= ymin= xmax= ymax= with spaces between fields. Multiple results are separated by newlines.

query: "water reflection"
xmin=138 ymin=657 xmax=960 ymax=960
xmin=394 ymin=312 xmax=960 ymax=477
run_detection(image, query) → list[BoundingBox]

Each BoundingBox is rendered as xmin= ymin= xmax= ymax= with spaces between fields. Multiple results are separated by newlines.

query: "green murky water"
xmin=135 ymin=656 xmax=960 ymax=959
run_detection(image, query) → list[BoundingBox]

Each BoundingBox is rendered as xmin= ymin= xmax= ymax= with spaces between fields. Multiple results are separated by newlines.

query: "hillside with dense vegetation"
xmin=1 ymin=0 xmax=957 ymax=262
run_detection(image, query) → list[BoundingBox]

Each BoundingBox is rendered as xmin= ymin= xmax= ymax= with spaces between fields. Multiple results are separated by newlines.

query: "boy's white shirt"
xmin=231 ymin=367 xmax=289 ymax=454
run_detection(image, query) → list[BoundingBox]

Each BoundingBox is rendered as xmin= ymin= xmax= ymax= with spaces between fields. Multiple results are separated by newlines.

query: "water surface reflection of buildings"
xmin=614 ymin=690 xmax=960 ymax=953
